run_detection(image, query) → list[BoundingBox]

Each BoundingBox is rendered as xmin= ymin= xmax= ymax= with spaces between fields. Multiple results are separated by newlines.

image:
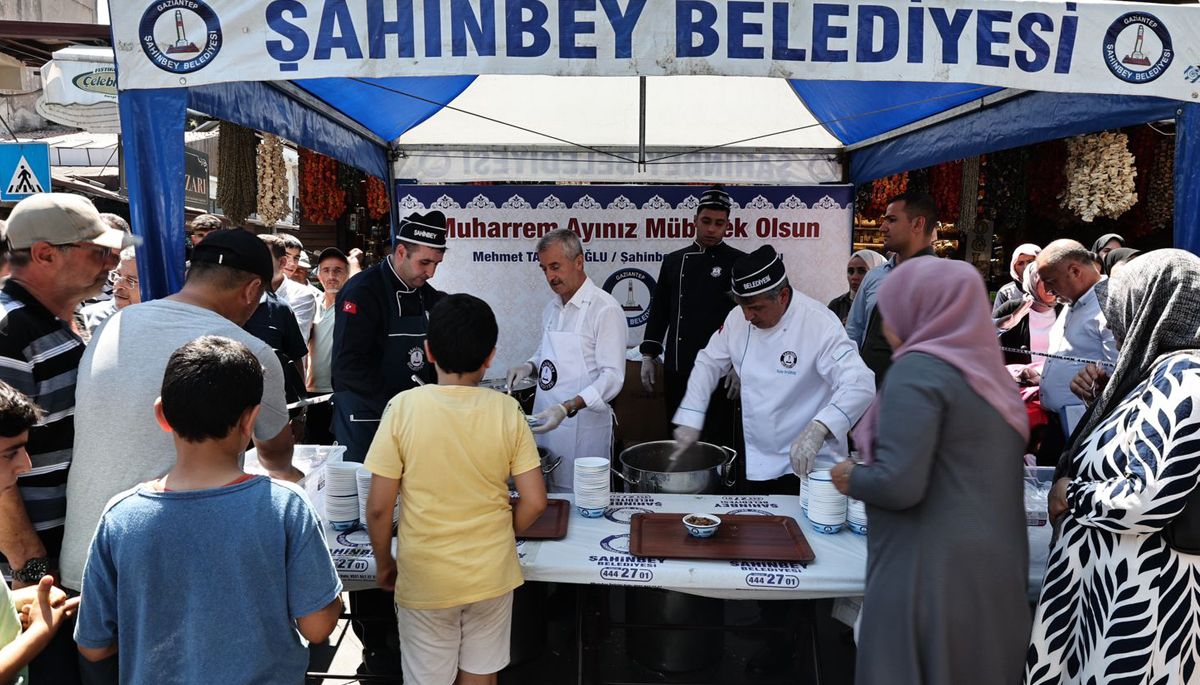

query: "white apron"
xmin=532 ymin=309 xmax=613 ymax=493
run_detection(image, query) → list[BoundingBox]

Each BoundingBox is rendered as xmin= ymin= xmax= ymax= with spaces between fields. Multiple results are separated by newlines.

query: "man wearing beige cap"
xmin=0 ymin=192 xmax=132 ymax=683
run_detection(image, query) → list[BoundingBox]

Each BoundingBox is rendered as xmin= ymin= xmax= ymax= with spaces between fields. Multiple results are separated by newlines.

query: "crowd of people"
xmin=0 ymin=187 xmax=1193 ymax=685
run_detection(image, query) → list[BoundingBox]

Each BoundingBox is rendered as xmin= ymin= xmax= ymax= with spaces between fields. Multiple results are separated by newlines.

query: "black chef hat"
xmin=731 ymin=245 xmax=788 ymax=297
xmin=697 ymin=186 xmax=732 ymax=213
xmin=395 ymin=211 xmax=447 ymax=249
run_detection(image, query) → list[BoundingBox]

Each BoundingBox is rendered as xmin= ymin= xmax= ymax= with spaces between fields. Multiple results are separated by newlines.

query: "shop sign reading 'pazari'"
xmin=110 ymin=0 xmax=1200 ymax=102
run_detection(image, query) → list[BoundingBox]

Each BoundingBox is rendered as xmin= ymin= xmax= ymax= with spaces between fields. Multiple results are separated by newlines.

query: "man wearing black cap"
xmin=330 ymin=212 xmax=447 ymax=675
xmin=640 ymin=186 xmax=745 ymax=441
xmin=61 ymin=229 xmax=295 ymax=606
xmin=673 ymin=245 xmax=875 ymax=494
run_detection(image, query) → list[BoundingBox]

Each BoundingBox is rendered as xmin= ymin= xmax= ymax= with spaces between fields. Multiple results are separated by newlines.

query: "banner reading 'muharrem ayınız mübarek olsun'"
xmin=112 ymin=0 xmax=1199 ymax=101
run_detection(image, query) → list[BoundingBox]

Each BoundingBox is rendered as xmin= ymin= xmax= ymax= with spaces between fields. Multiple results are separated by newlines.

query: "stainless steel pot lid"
xmin=480 ymin=377 xmax=537 ymax=392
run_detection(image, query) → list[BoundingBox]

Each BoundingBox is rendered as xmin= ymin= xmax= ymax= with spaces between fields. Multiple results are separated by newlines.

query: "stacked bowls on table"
xmin=573 ymin=457 xmax=610 ymax=517
xmin=800 ymin=477 xmax=809 ymax=514
xmin=847 ymin=498 xmax=868 ymax=535
xmin=325 ymin=462 xmax=361 ymax=530
xmin=806 ymin=469 xmax=847 ymax=534
xmin=356 ymin=467 xmax=373 ymax=527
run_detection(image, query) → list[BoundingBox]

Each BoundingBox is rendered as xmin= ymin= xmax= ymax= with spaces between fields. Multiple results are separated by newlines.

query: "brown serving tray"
xmin=514 ymin=498 xmax=570 ymax=540
xmin=628 ymin=513 xmax=815 ymax=564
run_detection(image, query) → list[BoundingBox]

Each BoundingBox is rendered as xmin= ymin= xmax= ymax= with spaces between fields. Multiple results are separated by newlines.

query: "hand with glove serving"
xmin=789 ymin=420 xmax=830 ymax=478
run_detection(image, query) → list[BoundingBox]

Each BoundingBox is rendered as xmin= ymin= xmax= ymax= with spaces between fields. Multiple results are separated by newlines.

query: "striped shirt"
xmin=0 ymin=280 xmax=83 ymax=552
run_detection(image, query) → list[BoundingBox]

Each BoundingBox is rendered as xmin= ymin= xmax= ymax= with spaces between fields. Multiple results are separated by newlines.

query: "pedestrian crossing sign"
xmin=0 ymin=143 xmax=51 ymax=202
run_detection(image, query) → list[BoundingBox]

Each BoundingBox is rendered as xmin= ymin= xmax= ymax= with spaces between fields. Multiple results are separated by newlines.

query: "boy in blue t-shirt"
xmin=74 ymin=336 xmax=343 ymax=683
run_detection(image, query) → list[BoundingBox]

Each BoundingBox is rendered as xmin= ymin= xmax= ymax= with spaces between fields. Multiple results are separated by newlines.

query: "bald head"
xmin=1036 ymin=239 xmax=1101 ymax=304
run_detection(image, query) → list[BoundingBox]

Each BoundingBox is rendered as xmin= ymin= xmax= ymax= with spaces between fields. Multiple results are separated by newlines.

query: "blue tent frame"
xmin=118 ymin=75 xmax=1200 ymax=300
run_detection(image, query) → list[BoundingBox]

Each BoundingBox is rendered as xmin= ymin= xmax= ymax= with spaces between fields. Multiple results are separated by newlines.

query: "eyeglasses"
xmin=58 ymin=242 xmax=117 ymax=261
xmin=108 ymin=270 xmax=139 ymax=289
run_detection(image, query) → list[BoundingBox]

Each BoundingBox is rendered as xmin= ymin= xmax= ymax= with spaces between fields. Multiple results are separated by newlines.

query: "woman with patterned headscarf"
xmin=993 ymin=243 xmax=1042 ymax=316
xmin=1027 ymin=249 xmax=1200 ymax=685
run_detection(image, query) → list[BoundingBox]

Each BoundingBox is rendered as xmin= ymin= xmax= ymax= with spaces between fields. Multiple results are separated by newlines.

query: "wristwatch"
xmin=562 ymin=400 xmax=580 ymax=419
xmin=12 ymin=556 xmax=50 ymax=584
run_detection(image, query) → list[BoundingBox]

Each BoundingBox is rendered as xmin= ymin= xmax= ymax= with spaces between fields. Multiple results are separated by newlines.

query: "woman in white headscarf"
xmin=828 ymin=249 xmax=887 ymax=325
xmin=993 ymin=243 xmax=1041 ymax=316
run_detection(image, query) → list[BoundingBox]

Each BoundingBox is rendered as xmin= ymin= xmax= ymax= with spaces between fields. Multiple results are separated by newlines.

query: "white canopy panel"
xmin=394 ymin=75 xmax=842 ymax=184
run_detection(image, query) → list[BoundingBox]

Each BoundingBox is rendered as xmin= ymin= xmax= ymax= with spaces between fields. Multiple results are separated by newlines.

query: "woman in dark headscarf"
xmin=1089 ymin=232 xmax=1124 ymax=259
xmin=1101 ymin=246 xmax=1140 ymax=276
xmin=1026 ymin=249 xmax=1200 ymax=685
xmin=833 ymin=258 xmax=1030 ymax=685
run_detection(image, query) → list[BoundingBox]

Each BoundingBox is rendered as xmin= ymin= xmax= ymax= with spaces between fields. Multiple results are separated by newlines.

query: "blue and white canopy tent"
xmin=107 ymin=0 xmax=1200 ymax=299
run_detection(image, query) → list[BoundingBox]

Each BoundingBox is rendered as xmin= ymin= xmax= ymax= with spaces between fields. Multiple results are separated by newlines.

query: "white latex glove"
xmin=669 ymin=425 xmax=701 ymax=460
xmin=723 ymin=369 xmax=741 ymax=400
xmin=640 ymin=356 xmax=657 ymax=393
xmin=789 ymin=420 xmax=830 ymax=478
xmin=530 ymin=403 xmax=568 ymax=434
xmin=506 ymin=362 xmax=535 ymax=391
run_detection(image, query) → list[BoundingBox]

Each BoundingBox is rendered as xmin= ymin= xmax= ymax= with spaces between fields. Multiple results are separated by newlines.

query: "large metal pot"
xmin=613 ymin=440 xmax=737 ymax=494
xmin=480 ymin=377 xmax=537 ymax=415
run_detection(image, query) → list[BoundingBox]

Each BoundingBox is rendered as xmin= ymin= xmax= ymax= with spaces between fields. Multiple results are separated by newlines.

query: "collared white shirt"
xmin=1040 ymin=279 xmax=1118 ymax=415
xmin=276 ymin=277 xmax=317 ymax=340
xmin=674 ymin=292 xmax=875 ymax=480
xmin=530 ymin=277 xmax=627 ymax=409
xmin=310 ymin=297 xmax=336 ymax=392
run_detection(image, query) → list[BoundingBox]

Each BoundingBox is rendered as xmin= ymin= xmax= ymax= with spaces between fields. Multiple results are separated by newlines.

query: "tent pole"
xmin=638 ymin=76 xmax=646 ymax=173
xmin=1174 ymin=104 xmax=1199 ymax=256
xmin=387 ymin=146 xmax=400 ymax=248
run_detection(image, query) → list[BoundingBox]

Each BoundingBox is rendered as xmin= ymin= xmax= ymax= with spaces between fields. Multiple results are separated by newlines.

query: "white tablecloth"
xmin=314 ymin=486 xmax=1054 ymax=601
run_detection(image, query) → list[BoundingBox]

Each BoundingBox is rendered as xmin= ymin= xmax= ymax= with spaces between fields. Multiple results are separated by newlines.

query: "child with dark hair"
xmin=364 ymin=294 xmax=547 ymax=685
xmin=0 ymin=383 xmax=78 ymax=683
xmin=73 ymin=336 xmax=343 ymax=683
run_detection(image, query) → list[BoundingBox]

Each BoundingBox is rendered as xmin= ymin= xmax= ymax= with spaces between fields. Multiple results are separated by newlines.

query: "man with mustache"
xmin=80 ymin=248 xmax=140 ymax=336
xmin=0 ymin=193 xmax=132 ymax=683
xmin=506 ymin=229 xmax=626 ymax=492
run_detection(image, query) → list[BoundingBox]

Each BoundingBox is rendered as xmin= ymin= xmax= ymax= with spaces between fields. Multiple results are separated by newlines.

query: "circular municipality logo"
xmin=1103 ymin=13 xmax=1173 ymax=83
xmin=139 ymin=0 xmax=223 ymax=75
xmin=602 ymin=269 xmax=655 ymax=328
xmin=336 ymin=529 xmax=372 ymax=547
xmin=780 ymin=351 xmax=798 ymax=369
xmin=604 ymin=506 xmax=652 ymax=524
xmin=599 ymin=533 xmax=632 ymax=555
xmin=538 ymin=360 xmax=558 ymax=391
xmin=725 ymin=508 xmax=773 ymax=516
xmin=406 ymin=346 xmax=425 ymax=372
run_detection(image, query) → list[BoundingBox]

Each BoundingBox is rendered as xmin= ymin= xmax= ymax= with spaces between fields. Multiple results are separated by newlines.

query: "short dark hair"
xmin=190 ymin=214 xmax=225 ymax=233
xmin=278 ymin=234 xmax=303 ymax=251
xmin=0 ymin=382 xmax=42 ymax=439
xmin=257 ymin=234 xmax=286 ymax=261
xmin=888 ymin=191 xmax=939 ymax=233
xmin=427 ymin=294 xmax=497 ymax=374
xmin=161 ymin=336 xmax=264 ymax=442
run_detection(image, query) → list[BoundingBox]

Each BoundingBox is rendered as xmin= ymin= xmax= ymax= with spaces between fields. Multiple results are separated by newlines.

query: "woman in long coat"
xmin=832 ymin=257 xmax=1031 ymax=685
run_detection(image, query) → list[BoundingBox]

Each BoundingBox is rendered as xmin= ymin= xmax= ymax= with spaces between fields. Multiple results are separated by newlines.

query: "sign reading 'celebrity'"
xmin=112 ymin=0 xmax=1199 ymax=101
xmin=395 ymin=184 xmax=852 ymax=372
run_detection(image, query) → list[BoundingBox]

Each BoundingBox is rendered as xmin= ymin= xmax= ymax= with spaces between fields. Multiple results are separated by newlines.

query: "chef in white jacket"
xmin=507 ymin=229 xmax=627 ymax=492
xmin=673 ymin=245 xmax=875 ymax=495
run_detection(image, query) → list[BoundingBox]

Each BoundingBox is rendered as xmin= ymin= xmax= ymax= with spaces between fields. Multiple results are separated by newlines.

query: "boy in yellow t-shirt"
xmin=364 ymin=293 xmax=548 ymax=685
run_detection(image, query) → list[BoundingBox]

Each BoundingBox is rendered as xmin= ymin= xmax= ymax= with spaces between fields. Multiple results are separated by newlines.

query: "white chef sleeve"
xmin=811 ymin=315 xmax=876 ymax=442
xmin=579 ymin=302 xmax=627 ymax=408
xmin=671 ymin=312 xmax=736 ymax=430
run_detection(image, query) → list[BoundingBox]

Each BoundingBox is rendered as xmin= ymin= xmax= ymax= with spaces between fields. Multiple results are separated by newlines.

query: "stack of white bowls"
xmin=573 ymin=457 xmax=610 ymax=518
xmin=325 ymin=462 xmax=361 ymax=530
xmin=806 ymin=469 xmax=847 ymax=534
xmin=356 ymin=467 xmax=373 ymax=528
xmin=800 ymin=477 xmax=809 ymax=515
xmin=847 ymin=498 xmax=868 ymax=535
